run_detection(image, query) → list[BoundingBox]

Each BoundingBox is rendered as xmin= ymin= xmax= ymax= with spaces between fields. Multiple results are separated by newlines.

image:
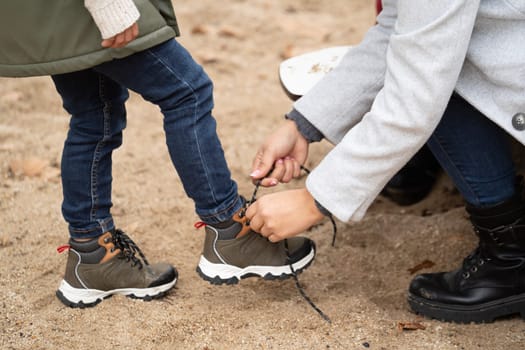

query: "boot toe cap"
xmin=286 ymin=238 xmax=316 ymax=264
xmin=148 ymin=264 xmax=178 ymax=288
xmin=409 ymin=273 xmax=444 ymax=301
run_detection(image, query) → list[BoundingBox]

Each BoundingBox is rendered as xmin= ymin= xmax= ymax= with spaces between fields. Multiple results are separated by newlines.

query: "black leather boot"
xmin=408 ymin=189 xmax=525 ymax=323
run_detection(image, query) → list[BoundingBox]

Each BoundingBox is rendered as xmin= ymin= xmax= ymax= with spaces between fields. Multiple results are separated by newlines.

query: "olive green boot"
xmin=196 ymin=210 xmax=316 ymax=285
xmin=56 ymin=229 xmax=177 ymax=308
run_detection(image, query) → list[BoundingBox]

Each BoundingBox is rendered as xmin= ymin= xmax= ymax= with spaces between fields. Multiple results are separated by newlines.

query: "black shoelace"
xmin=461 ymin=245 xmax=491 ymax=280
xmin=112 ymin=229 xmax=150 ymax=269
xmin=242 ymin=165 xmax=336 ymax=323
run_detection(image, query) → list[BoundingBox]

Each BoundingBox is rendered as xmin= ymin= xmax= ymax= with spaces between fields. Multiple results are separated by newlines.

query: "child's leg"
xmin=52 ymin=69 xmax=128 ymax=238
xmin=52 ymin=69 xmax=177 ymax=308
xmin=94 ymin=40 xmax=241 ymax=225
xmin=92 ymin=39 xmax=316 ymax=284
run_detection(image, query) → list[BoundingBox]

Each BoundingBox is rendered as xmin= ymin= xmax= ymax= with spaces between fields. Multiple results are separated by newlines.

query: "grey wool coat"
xmin=293 ymin=0 xmax=525 ymax=222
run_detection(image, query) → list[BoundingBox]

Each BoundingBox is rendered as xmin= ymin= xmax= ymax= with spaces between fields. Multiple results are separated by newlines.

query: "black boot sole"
xmin=408 ymin=292 xmax=525 ymax=323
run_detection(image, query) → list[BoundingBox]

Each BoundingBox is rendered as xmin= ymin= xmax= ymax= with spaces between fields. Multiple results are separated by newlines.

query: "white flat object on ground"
xmin=279 ymin=45 xmax=352 ymax=100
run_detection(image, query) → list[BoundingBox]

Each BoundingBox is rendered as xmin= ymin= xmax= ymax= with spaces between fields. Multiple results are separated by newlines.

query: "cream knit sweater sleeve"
xmin=84 ymin=0 xmax=140 ymax=39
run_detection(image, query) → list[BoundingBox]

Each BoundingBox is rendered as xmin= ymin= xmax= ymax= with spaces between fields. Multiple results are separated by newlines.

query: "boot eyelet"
xmin=478 ymin=259 xmax=484 ymax=266
xmin=462 ymin=272 xmax=470 ymax=279
xmin=104 ymin=237 xmax=110 ymax=243
xmin=110 ymin=247 xmax=115 ymax=252
xmin=470 ymin=266 xmax=478 ymax=273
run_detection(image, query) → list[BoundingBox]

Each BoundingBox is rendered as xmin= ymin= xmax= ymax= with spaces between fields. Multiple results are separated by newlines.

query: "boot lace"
xmin=460 ymin=221 xmax=515 ymax=279
xmin=112 ymin=229 xmax=150 ymax=269
xmin=460 ymin=246 xmax=489 ymax=279
xmin=241 ymin=166 xmax=338 ymax=246
xmin=241 ymin=165 xmax=335 ymax=323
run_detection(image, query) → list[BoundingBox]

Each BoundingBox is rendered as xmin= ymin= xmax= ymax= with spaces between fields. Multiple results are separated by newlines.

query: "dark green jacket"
xmin=0 ymin=0 xmax=179 ymax=77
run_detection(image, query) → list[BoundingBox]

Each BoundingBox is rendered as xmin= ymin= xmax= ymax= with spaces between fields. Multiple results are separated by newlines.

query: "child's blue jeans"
xmin=52 ymin=39 xmax=242 ymax=238
xmin=428 ymin=93 xmax=517 ymax=207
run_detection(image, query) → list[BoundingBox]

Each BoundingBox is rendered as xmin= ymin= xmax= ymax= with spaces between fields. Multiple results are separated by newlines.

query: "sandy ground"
xmin=1 ymin=1 xmax=525 ymax=349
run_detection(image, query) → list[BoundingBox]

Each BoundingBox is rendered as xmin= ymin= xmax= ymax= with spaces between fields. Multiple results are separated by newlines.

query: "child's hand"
xmin=102 ymin=22 xmax=139 ymax=48
xmin=250 ymin=119 xmax=309 ymax=186
xmin=245 ymin=188 xmax=324 ymax=242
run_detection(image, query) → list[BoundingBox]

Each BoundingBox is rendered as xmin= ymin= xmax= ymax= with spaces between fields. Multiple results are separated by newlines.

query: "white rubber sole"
xmin=56 ymin=278 xmax=177 ymax=307
xmin=197 ymin=245 xmax=315 ymax=284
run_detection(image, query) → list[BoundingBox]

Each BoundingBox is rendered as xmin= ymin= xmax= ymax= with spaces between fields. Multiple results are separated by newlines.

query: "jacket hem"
xmin=0 ymin=27 xmax=176 ymax=77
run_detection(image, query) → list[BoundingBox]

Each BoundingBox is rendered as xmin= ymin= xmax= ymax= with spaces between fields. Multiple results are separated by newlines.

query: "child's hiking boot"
xmin=56 ymin=229 xmax=177 ymax=308
xmin=196 ymin=210 xmax=316 ymax=285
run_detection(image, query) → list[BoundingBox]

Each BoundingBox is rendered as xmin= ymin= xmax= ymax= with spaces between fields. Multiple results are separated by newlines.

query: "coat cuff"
xmin=85 ymin=0 xmax=140 ymax=39
xmin=285 ymin=108 xmax=324 ymax=143
xmin=314 ymin=199 xmax=332 ymax=217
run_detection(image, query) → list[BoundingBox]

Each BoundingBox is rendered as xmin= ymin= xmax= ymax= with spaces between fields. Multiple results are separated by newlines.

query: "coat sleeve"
xmin=84 ymin=0 xmax=140 ymax=39
xmin=304 ymin=0 xmax=480 ymax=222
xmin=292 ymin=0 xmax=397 ymax=144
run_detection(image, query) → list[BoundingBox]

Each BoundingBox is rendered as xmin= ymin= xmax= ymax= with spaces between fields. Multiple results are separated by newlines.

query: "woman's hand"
xmin=250 ymin=119 xmax=309 ymax=187
xmin=101 ymin=22 xmax=139 ymax=48
xmin=245 ymin=188 xmax=324 ymax=242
